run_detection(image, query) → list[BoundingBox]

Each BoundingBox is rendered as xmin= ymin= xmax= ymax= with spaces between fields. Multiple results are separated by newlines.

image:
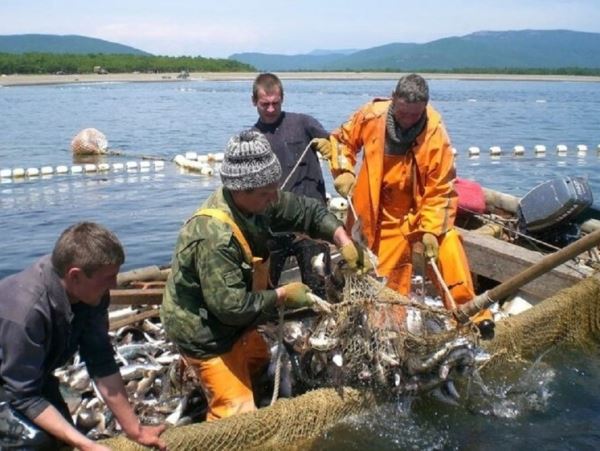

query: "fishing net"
xmin=70 ymin=127 xmax=108 ymax=155
xmin=297 ymin=274 xmax=481 ymax=392
xmin=101 ymin=273 xmax=485 ymax=450
xmin=484 ymin=274 xmax=600 ymax=365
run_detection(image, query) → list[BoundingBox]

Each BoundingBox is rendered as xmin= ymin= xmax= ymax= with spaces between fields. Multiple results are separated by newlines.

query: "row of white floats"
xmin=5 ymin=142 xmax=599 ymax=180
xmin=461 ymin=143 xmax=600 ymax=157
xmin=173 ymin=151 xmax=226 ymax=176
xmin=0 ymin=160 xmax=165 ymax=179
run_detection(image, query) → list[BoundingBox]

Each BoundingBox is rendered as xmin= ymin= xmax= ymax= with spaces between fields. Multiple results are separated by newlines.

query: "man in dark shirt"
xmin=0 ymin=222 xmax=166 ymax=450
xmin=252 ymin=72 xmax=331 ymax=297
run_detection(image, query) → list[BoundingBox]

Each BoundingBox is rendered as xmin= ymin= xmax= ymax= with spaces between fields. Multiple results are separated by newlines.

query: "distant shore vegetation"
xmin=1 ymin=52 xmax=599 ymax=77
xmin=0 ymin=53 xmax=255 ymax=74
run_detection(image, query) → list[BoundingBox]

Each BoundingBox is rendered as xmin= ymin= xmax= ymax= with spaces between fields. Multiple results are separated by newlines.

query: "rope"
xmin=279 ymin=143 xmax=312 ymax=191
xmin=428 ymin=258 xmax=457 ymax=310
xmin=270 ymin=306 xmax=285 ymax=406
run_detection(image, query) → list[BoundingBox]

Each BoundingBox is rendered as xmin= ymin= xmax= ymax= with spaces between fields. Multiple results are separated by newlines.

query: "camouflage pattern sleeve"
xmin=268 ymin=191 xmax=342 ymax=241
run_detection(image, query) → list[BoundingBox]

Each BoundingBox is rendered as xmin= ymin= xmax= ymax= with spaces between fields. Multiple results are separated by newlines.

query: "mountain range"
xmin=2 ymin=30 xmax=600 ymax=72
xmin=229 ymin=30 xmax=600 ymax=71
xmin=0 ymin=34 xmax=150 ymax=55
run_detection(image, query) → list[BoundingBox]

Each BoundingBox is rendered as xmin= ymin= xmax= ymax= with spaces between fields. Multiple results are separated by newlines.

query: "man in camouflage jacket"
xmin=161 ymin=130 xmax=371 ymax=421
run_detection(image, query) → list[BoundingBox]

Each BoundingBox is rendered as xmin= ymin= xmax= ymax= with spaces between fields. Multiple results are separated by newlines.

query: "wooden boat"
xmin=102 ymin=183 xmax=600 ymax=450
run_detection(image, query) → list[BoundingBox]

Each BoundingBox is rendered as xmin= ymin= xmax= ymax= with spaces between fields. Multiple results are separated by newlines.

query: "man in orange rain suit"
xmin=311 ymin=73 xmax=494 ymax=338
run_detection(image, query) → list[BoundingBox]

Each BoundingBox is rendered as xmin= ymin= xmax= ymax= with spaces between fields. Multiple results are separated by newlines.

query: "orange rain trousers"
xmin=183 ymin=328 xmax=270 ymax=421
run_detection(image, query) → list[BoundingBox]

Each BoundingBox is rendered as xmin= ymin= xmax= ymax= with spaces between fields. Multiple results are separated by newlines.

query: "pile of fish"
xmin=263 ymin=296 xmax=490 ymax=407
xmin=55 ymin=311 xmax=206 ymax=439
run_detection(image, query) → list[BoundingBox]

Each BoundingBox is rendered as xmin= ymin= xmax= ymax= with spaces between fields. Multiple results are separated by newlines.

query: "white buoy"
xmin=200 ymin=166 xmax=214 ymax=176
xmin=153 ymin=161 xmax=164 ymax=170
xmin=184 ymin=151 xmax=198 ymax=161
xmin=208 ymin=152 xmax=225 ymax=163
xmin=576 ymin=144 xmax=588 ymax=156
xmin=126 ymin=161 xmax=138 ymax=170
xmin=26 ymin=168 xmax=40 ymax=177
xmin=556 ymin=144 xmax=568 ymax=155
xmin=71 ymin=165 xmax=83 ymax=174
xmin=534 ymin=144 xmax=546 ymax=154
xmin=98 ymin=163 xmax=110 ymax=171
xmin=329 ymin=197 xmax=348 ymax=211
xmin=451 ymin=147 xmax=457 ymax=156
xmin=12 ymin=168 xmax=25 ymax=178
xmin=56 ymin=165 xmax=69 ymax=174
xmin=83 ymin=164 xmax=97 ymax=173
xmin=489 ymin=146 xmax=502 ymax=156
xmin=513 ymin=145 xmax=525 ymax=156
xmin=197 ymin=154 xmax=209 ymax=163
xmin=112 ymin=163 xmax=124 ymax=171
xmin=0 ymin=169 xmax=12 ymax=178
xmin=468 ymin=146 xmax=480 ymax=157
xmin=139 ymin=161 xmax=151 ymax=169
xmin=41 ymin=166 xmax=54 ymax=175
xmin=71 ymin=128 xmax=108 ymax=155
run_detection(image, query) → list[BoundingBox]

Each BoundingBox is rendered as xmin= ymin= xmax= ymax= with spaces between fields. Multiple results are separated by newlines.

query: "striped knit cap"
xmin=220 ymin=130 xmax=282 ymax=191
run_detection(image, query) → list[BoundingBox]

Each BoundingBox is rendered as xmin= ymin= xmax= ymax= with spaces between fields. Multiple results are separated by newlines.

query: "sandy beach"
xmin=2 ymin=71 xmax=600 ymax=87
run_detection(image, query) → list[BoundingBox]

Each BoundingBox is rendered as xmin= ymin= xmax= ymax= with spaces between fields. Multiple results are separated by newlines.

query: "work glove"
xmin=281 ymin=282 xmax=314 ymax=309
xmin=310 ymin=138 xmax=332 ymax=160
xmin=422 ymin=232 xmax=439 ymax=261
xmin=333 ymin=172 xmax=356 ymax=199
xmin=339 ymin=241 xmax=374 ymax=275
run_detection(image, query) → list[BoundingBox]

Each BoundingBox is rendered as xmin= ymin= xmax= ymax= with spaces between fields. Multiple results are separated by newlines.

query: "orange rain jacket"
xmin=328 ymin=98 xmax=490 ymax=314
xmin=329 ymin=99 xmax=457 ymax=246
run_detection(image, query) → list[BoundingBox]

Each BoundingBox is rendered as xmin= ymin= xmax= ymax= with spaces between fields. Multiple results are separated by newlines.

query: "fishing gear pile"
xmin=293 ymin=273 xmax=484 ymax=396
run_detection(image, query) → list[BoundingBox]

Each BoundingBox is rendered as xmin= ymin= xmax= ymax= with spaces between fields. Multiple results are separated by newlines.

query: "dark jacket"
xmin=0 ymin=256 xmax=118 ymax=420
xmin=254 ymin=111 xmax=328 ymax=202
xmin=160 ymin=187 xmax=342 ymax=359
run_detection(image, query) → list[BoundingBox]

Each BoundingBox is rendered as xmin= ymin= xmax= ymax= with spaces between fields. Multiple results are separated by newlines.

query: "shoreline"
xmin=2 ymin=71 xmax=600 ymax=87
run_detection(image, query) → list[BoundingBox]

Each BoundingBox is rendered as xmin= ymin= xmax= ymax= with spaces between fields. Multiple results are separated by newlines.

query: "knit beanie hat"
xmin=220 ymin=130 xmax=282 ymax=191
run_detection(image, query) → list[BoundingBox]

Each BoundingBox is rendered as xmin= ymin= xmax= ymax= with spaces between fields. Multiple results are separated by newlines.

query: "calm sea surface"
xmin=1 ymin=78 xmax=600 ymax=449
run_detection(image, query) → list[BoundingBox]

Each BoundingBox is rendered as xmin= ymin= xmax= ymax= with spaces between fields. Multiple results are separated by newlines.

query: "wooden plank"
xmin=459 ymin=227 xmax=592 ymax=300
xmin=110 ymin=288 xmax=163 ymax=305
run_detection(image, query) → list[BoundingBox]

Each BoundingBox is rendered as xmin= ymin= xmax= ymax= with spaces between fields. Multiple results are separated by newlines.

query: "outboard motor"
xmin=517 ymin=177 xmax=594 ymax=246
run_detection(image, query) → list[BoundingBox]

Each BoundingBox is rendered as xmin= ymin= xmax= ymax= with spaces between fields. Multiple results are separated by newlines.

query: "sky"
xmin=1 ymin=0 xmax=599 ymax=58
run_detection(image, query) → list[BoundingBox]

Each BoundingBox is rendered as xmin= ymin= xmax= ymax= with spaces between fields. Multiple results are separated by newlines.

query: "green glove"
xmin=333 ymin=172 xmax=356 ymax=199
xmin=282 ymin=282 xmax=313 ymax=309
xmin=339 ymin=241 xmax=374 ymax=275
xmin=422 ymin=232 xmax=439 ymax=260
xmin=310 ymin=138 xmax=332 ymax=160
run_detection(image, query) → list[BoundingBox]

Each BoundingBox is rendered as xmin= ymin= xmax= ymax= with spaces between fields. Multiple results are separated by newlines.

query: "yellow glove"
xmin=422 ymin=232 xmax=439 ymax=260
xmin=310 ymin=138 xmax=332 ymax=160
xmin=333 ymin=172 xmax=356 ymax=199
xmin=281 ymin=282 xmax=314 ymax=309
xmin=339 ymin=241 xmax=374 ymax=275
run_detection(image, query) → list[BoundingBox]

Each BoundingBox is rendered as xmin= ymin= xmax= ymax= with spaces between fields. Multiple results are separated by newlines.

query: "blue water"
xmin=1 ymin=78 xmax=600 ymax=449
